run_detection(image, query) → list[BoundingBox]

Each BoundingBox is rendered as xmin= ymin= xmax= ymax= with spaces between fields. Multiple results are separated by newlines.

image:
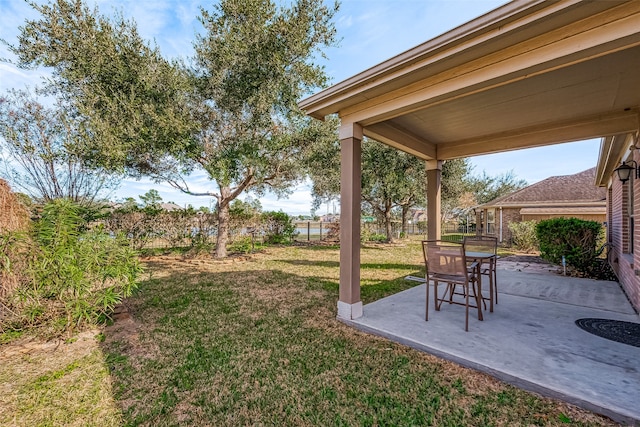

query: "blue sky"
xmin=0 ymin=0 xmax=602 ymax=214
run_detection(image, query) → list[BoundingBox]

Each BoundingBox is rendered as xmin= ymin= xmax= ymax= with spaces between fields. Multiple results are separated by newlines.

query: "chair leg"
xmin=464 ymin=283 xmax=469 ymax=332
xmin=476 ymin=266 xmax=487 ymax=311
xmin=469 ymin=278 xmax=483 ymax=322
xmin=487 ymin=268 xmax=494 ymax=313
xmin=425 ymin=277 xmax=429 ymax=321
xmin=493 ymin=264 xmax=498 ymax=304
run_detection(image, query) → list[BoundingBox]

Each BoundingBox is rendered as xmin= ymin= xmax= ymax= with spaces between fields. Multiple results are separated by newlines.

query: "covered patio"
xmin=346 ymin=264 xmax=639 ymax=425
xmin=299 ymin=0 xmax=640 ymax=321
xmin=299 ymin=0 xmax=640 ymax=424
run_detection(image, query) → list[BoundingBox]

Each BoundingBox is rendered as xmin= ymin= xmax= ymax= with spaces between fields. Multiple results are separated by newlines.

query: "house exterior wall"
xmin=476 ymin=208 xmax=520 ymax=243
xmin=476 ymin=208 xmax=522 ymax=243
xmin=478 ymin=208 xmax=604 ymax=245
xmin=499 ymin=208 xmax=522 ymax=244
xmin=608 ymin=151 xmax=640 ymax=312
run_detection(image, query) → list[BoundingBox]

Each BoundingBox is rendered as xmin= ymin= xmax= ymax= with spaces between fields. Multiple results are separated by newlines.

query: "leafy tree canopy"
xmin=8 ymin=0 xmax=197 ymax=176
xmin=467 ymin=169 xmax=528 ymax=205
xmin=8 ymin=0 xmax=339 ymax=257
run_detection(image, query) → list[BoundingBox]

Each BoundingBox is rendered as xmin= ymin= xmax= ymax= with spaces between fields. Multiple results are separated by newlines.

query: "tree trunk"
xmin=215 ymin=188 xmax=231 ymax=258
xmin=212 ymin=177 xmax=254 ymax=258
xmin=384 ymin=201 xmax=393 ymax=242
xmin=401 ymin=205 xmax=409 ymax=237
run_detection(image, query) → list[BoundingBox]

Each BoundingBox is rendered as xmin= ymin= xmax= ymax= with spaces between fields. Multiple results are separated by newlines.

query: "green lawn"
xmin=0 ymin=239 xmax=617 ymax=426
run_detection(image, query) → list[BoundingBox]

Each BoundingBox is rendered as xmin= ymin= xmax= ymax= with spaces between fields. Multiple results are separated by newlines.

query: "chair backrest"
xmin=422 ymin=240 xmax=468 ymax=278
xmin=463 ymin=235 xmax=498 ymax=255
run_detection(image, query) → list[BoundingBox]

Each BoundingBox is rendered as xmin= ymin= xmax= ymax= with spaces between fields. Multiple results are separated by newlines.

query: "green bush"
xmin=227 ymin=235 xmax=264 ymax=254
xmin=508 ymin=220 xmax=538 ymax=252
xmin=261 ymin=211 xmax=297 ymax=244
xmin=535 ymin=217 xmax=602 ymax=274
xmin=368 ymin=233 xmax=388 ymax=243
xmin=1 ymin=199 xmax=142 ymax=335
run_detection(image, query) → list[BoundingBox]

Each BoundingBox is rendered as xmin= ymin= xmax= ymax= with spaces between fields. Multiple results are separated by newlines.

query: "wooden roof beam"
xmin=363 ymin=122 xmax=436 ymax=160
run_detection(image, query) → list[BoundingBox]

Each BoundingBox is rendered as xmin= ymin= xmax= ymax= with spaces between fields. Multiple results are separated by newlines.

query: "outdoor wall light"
xmin=614 ymin=160 xmax=640 ymax=183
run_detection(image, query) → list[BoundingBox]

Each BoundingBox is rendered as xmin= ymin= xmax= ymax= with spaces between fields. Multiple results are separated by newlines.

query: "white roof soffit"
xmin=595 ymin=133 xmax=638 ymax=187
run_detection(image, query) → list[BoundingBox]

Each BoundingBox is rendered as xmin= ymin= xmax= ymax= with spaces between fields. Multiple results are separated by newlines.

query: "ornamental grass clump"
xmin=1 ymin=199 xmax=142 ymax=335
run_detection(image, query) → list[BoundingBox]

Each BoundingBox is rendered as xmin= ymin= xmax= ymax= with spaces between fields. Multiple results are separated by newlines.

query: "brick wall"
xmin=608 ymin=151 xmax=640 ymax=311
xmin=500 ymin=208 xmax=522 ymax=244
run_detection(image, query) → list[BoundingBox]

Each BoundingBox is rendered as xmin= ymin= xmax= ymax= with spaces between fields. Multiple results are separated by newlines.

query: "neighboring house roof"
xmin=160 ymin=202 xmax=182 ymax=212
xmin=479 ymin=168 xmax=606 ymax=209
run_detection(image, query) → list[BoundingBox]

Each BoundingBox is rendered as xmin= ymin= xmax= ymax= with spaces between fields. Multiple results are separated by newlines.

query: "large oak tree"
xmin=9 ymin=0 xmax=339 ymax=257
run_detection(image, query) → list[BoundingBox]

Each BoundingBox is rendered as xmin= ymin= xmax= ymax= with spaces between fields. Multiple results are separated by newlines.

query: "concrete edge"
xmin=340 ymin=317 xmax=640 ymax=427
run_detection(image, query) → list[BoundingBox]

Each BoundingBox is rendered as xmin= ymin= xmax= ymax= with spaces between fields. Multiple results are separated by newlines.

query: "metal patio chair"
xmin=422 ymin=240 xmax=482 ymax=331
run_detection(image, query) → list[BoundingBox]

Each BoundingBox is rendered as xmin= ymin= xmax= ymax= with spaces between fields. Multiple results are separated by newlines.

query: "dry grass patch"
xmin=0 ymin=330 xmax=121 ymax=427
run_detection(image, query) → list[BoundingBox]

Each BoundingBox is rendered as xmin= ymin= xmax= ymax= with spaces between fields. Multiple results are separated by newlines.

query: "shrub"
xmin=536 ymin=217 xmax=602 ymax=274
xmin=0 ymin=179 xmax=30 ymax=234
xmin=261 ymin=211 xmax=297 ymax=244
xmin=368 ymin=233 xmax=388 ymax=243
xmin=227 ymin=235 xmax=265 ymax=254
xmin=155 ymin=210 xmax=194 ymax=248
xmin=0 ymin=231 xmax=33 ymax=302
xmin=324 ymin=222 xmax=340 ymax=241
xmin=103 ymin=210 xmax=159 ymax=250
xmin=1 ymin=199 xmax=142 ymax=335
xmin=508 ymin=220 xmax=538 ymax=252
xmin=190 ymin=212 xmax=218 ymax=249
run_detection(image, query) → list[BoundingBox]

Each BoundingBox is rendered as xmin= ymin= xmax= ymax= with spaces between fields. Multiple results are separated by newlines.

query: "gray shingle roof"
xmin=479 ymin=167 xmax=606 ymax=208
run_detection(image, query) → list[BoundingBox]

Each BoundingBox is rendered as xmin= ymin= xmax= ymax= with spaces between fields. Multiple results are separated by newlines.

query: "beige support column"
xmin=426 ymin=160 xmax=443 ymax=240
xmin=337 ymin=122 xmax=363 ymax=320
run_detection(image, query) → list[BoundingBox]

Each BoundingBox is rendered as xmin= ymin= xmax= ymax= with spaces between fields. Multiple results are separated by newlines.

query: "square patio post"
xmin=426 ymin=160 xmax=442 ymax=240
xmin=337 ymin=122 xmax=363 ymax=320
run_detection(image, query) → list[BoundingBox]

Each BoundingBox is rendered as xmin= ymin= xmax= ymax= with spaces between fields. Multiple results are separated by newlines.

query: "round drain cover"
xmin=575 ymin=318 xmax=640 ymax=348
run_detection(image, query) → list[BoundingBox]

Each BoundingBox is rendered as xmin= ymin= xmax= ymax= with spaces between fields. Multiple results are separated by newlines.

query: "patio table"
xmin=465 ymin=251 xmax=497 ymax=312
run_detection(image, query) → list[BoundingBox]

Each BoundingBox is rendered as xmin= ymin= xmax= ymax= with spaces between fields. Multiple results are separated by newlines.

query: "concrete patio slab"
xmin=346 ymin=268 xmax=640 ymax=426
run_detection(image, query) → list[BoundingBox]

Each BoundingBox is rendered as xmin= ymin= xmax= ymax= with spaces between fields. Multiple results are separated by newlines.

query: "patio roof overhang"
xmin=298 ymin=0 xmax=640 ymax=321
xmin=300 ymin=0 xmax=640 ymax=162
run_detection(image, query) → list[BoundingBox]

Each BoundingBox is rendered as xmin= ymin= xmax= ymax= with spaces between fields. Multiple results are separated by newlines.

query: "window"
xmin=486 ymin=208 xmax=495 ymax=234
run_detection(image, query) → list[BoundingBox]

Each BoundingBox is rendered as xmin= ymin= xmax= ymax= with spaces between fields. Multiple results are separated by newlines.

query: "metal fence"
xmin=294 ymin=221 xmax=329 ymax=241
xmin=117 ymin=218 xmax=477 ymax=248
xmin=293 ymin=221 xmax=476 ymax=241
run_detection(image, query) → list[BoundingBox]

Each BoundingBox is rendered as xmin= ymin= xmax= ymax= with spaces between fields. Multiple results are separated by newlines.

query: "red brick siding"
xmin=500 ymin=208 xmax=522 ymax=243
xmin=607 ymin=187 xmax=613 ymax=243
xmin=608 ymin=151 xmax=640 ymax=311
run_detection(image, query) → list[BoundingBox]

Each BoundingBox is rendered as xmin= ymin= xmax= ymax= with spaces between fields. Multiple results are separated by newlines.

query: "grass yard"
xmin=0 ymin=239 xmax=619 ymax=426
